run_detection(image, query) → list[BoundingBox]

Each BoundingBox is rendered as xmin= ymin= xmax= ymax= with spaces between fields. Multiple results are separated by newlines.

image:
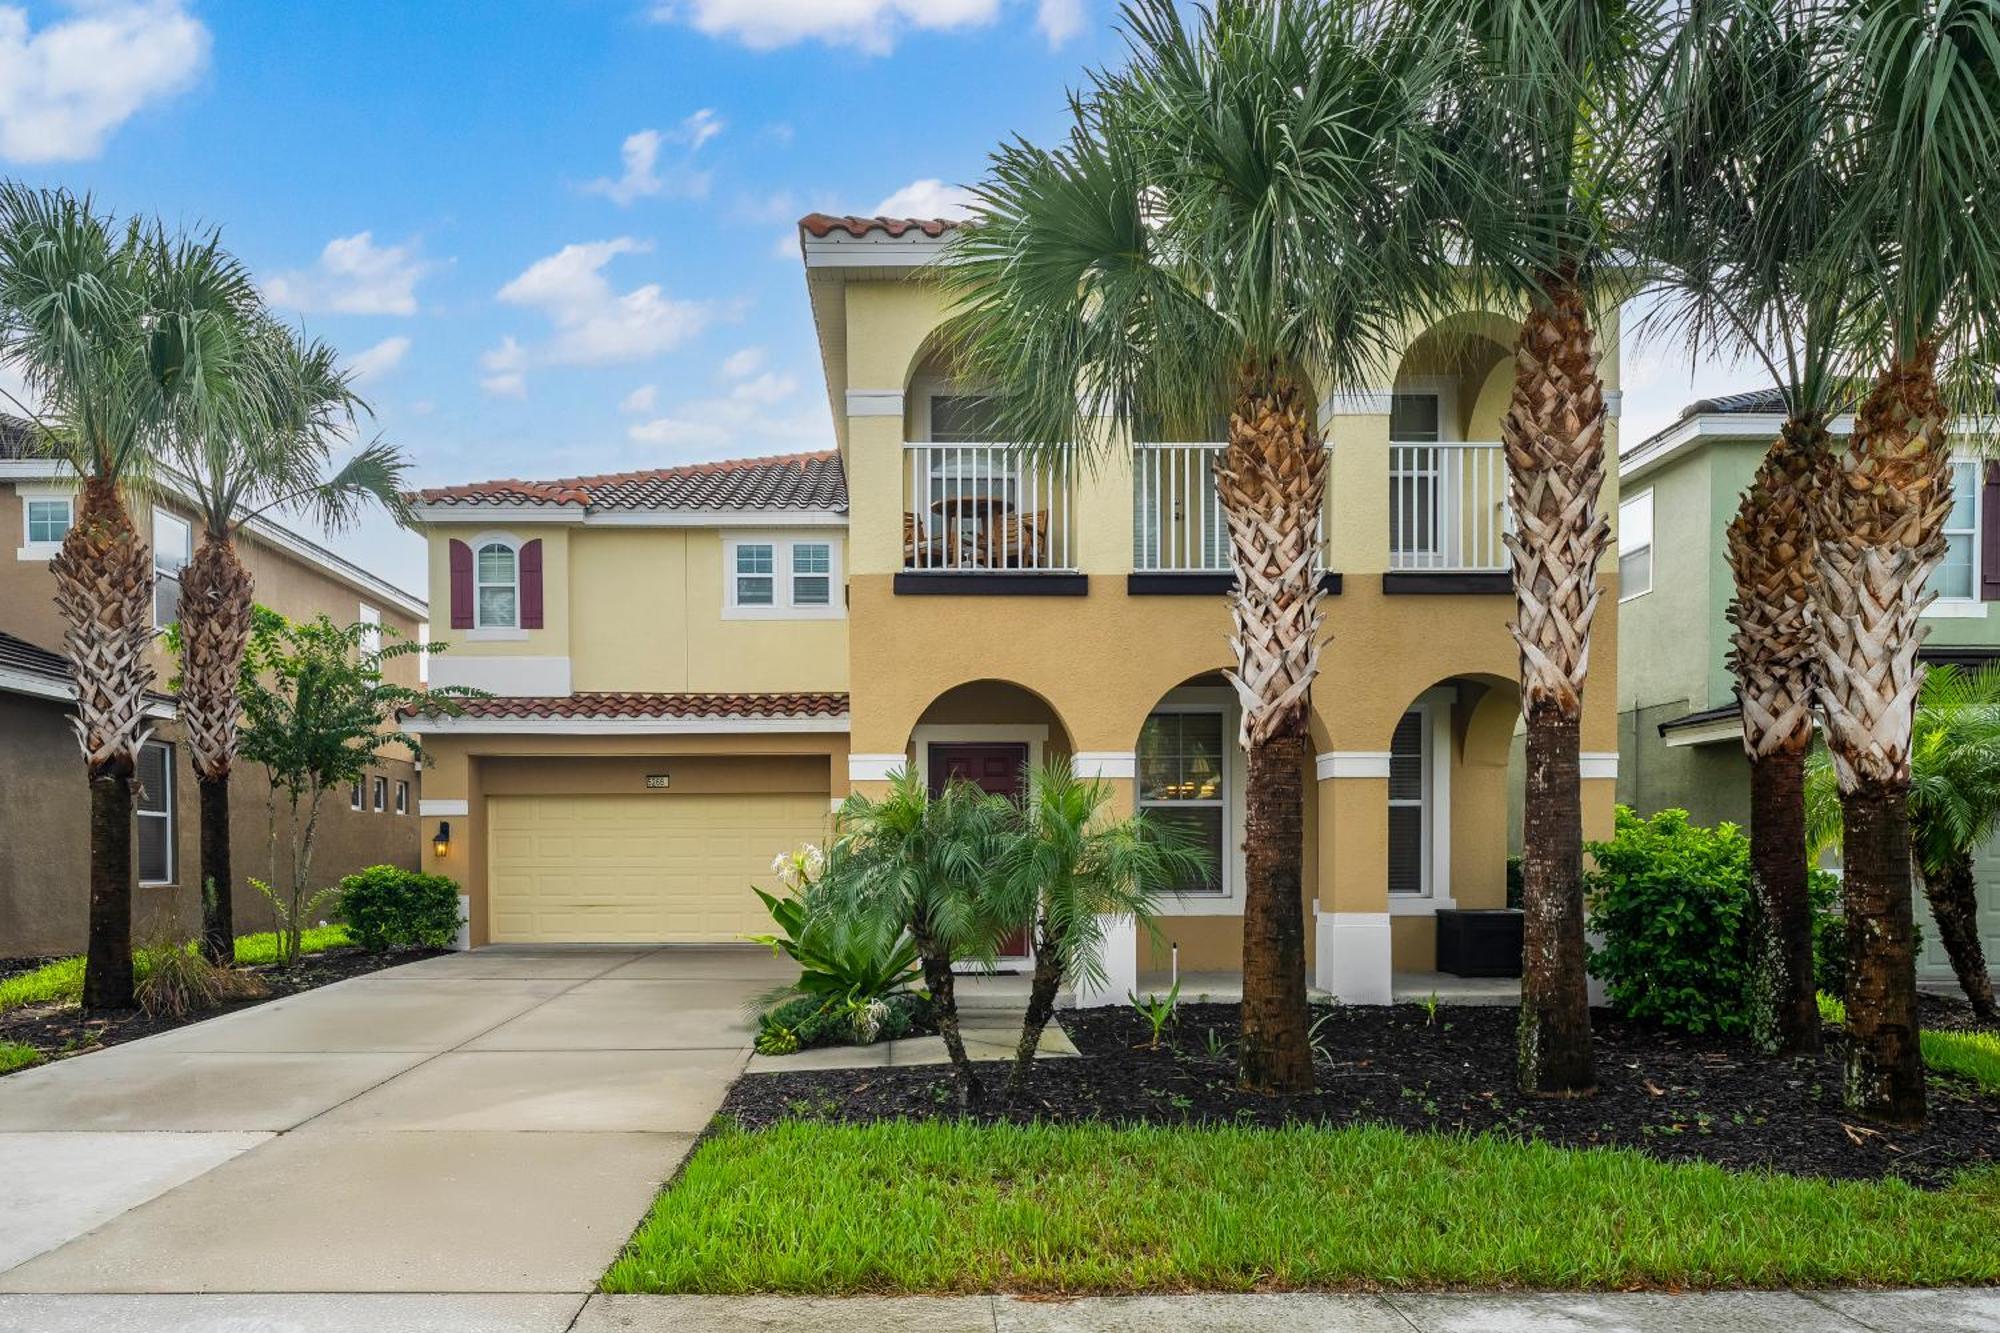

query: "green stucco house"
xmin=1616 ymin=389 xmax=2000 ymax=986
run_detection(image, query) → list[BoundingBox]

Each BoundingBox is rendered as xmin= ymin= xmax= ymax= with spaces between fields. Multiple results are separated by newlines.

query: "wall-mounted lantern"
xmin=433 ymin=821 xmax=452 ymax=859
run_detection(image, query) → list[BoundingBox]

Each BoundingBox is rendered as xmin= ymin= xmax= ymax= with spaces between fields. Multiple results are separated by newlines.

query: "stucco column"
xmin=1312 ymin=751 xmax=1393 ymax=1004
xmin=418 ymin=742 xmax=483 ymax=948
xmin=1323 ymin=393 xmax=1392 ymax=574
xmin=1065 ymin=750 xmax=1138 ymax=1008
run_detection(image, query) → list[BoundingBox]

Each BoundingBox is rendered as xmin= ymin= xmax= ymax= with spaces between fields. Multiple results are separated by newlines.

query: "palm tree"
xmin=1417 ymin=0 xmax=1671 ymax=1095
xmin=1807 ymin=0 xmax=2000 ymax=1125
xmin=817 ymin=770 xmax=1016 ymax=1108
xmin=170 ymin=320 xmax=409 ymax=964
xmin=942 ymin=0 xmax=1460 ymax=1093
xmin=993 ymin=760 xmax=1210 ymax=1102
xmin=0 ymin=185 xmax=264 ymax=1011
xmin=1642 ymin=0 xmax=1870 ymax=1054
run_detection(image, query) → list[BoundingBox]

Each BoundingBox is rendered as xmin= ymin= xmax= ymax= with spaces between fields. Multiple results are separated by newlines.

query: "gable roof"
xmin=410 ymin=450 xmax=847 ymax=515
xmin=403 ymin=690 xmax=850 ymax=733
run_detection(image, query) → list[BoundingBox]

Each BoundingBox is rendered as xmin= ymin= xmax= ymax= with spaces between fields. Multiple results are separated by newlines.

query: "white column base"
xmin=1065 ymin=913 xmax=1138 ymax=1009
xmin=1314 ymin=910 xmax=1392 ymax=1004
xmin=452 ymin=895 xmax=472 ymax=952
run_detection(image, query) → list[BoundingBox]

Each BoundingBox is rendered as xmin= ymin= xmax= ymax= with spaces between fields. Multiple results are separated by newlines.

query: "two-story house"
xmin=0 ymin=414 xmax=428 ymax=955
xmin=1616 ymin=390 xmax=2000 ymax=984
xmin=406 ymin=212 xmax=1625 ymax=1004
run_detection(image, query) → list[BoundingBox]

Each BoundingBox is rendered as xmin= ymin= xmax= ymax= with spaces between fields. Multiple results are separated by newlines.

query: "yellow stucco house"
xmin=407 ymin=213 xmax=1624 ymax=1004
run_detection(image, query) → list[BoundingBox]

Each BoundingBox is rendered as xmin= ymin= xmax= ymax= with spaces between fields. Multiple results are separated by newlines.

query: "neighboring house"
xmin=0 ymin=414 xmax=428 ymax=955
xmin=405 ymin=212 xmax=1627 ymax=1004
xmin=1615 ymin=389 xmax=2000 ymax=983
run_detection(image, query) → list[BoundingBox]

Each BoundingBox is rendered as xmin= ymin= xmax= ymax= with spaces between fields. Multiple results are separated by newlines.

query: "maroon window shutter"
xmin=520 ymin=539 xmax=544 ymax=629
xmin=1983 ymin=462 xmax=2000 ymax=602
xmin=448 ymin=540 xmax=474 ymax=628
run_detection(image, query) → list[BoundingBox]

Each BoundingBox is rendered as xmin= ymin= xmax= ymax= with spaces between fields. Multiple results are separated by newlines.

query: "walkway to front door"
xmin=0 ymin=945 xmax=788 ymax=1294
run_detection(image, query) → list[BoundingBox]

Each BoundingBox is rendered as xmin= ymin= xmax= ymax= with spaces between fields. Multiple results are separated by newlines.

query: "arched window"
xmin=476 ymin=541 xmax=518 ymax=628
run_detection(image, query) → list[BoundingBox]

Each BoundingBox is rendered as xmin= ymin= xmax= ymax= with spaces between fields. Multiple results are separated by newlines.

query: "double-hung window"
xmin=1387 ymin=710 xmax=1429 ymax=897
xmin=358 ymin=603 xmax=381 ymax=658
xmin=152 ymin=509 xmax=192 ymax=630
xmin=733 ymin=543 xmax=775 ymax=606
xmin=725 ymin=537 xmax=842 ymax=618
xmin=21 ymin=491 xmax=73 ymax=554
xmin=791 ymin=542 xmax=831 ymax=606
xmin=1618 ymin=489 xmax=1653 ymax=600
xmin=1929 ymin=459 xmax=1979 ymax=603
xmin=394 ymin=780 xmax=410 ymax=815
xmin=1137 ymin=710 xmax=1227 ymax=896
xmin=137 ymin=741 xmax=176 ymax=885
xmin=476 ymin=542 xmax=518 ymax=629
xmin=372 ymin=776 xmax=388 ymax=812
xmin=350 ymin=781 xmax=365 ymax=811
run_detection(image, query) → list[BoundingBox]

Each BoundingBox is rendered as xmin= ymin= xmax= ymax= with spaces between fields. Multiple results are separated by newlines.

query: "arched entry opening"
xmin=1388 ymin=313 xmax=1518 ymax=574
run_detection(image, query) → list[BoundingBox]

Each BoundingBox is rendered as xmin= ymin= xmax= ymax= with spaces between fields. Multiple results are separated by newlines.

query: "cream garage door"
xmin=487 ymin=792 xmax=829 ymax=943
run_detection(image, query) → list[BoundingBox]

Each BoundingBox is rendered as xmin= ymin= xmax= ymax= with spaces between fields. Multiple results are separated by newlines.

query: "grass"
xmin=603 ymin=1120 xmax=2000 ymax=1295
xmin=0 ymin=925 xmax=351 ymax=1015
xmin=1818 ymin=992 xmax=2000 ymax=1094
xmin=0 ymin=1041 xmax=42 ymax=1075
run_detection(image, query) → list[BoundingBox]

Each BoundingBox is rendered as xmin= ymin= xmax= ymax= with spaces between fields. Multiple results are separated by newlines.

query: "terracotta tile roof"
xmin=406 ymin=692 xmax=849 ymax=722
xmin=411 ymin=450 xmax=846 ymax=513
xmin=0 ymin=413 xmax=42 ymax=460
xmin=799 ymin=214 xmax=964 ymax=240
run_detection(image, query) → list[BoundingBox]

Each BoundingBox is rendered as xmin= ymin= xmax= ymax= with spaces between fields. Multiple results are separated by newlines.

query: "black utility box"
xmin=1435 ymin=909 xmax=1524 ymax=977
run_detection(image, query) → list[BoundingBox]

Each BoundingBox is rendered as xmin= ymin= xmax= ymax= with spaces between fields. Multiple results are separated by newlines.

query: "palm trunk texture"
xmin=1008 ymin=916 xmax=1065 ymax=1102
xmin=916 ymin=926 xmax=981 ymax=1109
xmin=1217 ymin=363 xmax=1323 ymax=1095
xmin=1726 ymin=418 xmax=1829 ymax=1055
xmin=181 ymin=534 xmax=255 ymax=964
xmin=52 ymin=476 xmax=155 ymax=1012
xmin=1503 ymin=277 xmax=1608 ymax=1096
xmin=1811 ymin=349 xmax=1951 ymax=1125
xmin=1924 ymin=851 xmax=1996 ymax=1021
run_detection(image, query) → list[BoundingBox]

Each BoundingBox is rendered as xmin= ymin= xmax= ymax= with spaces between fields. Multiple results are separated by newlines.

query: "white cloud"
xmin=621 ymin=384 xmax=659 ymax=414
xmin=872 ymin=178 xmax=977 ymax=220
xmin=1035 ymin=0 xmax=1083 ymax=46
xmin=730 ymin=370 xmax=797 ymax=405
xmin=479 ymin=336 xmax=528 ymax=398
xmin=653 ymin=0 xmax=1002 ymax=55
xmin=348 ymin=335 xmax=411 ymax=384
xmin=0 ymin=1 xmax=209 ymax=163
xmin=266 ymin=232 xmax=431 ymax=317
xmin=487 ymin=240 xmax=711 ymax=392
xmin=721 ymin=346 xmax=766 ymax=379
xmin=584 ymin=110 xmax=725 ymax=205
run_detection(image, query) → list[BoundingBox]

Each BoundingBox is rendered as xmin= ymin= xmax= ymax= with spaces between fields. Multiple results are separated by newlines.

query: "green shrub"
xmin=1809 ymin=869 xmax=1847 ymax=996
xmin=1586 ymin=807 xmax=1755 ymax=1036
xmin=756 ymin=991 xmax=933 ymax=1053
xmin=338 ymin=865 xmax=462 ymax=952
xmin=135 ymin=935 xmax=268 ymax=1021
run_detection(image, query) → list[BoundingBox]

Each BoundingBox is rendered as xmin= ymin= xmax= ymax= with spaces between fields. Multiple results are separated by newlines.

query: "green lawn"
xmin=1818 ymin=993 xmax=2000 ymax=1094
xmin=0 ymin=926 xmax=351 ymax=1014
xmin=603 ymin=1120 xmax=2000 ymax=1295
xmin=0 ymin=1041 xmax=42 ymax=1075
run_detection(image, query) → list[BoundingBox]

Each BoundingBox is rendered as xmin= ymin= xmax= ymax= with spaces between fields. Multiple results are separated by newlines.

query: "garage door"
xmin=486 ymin=793 xmax=831 ymax=943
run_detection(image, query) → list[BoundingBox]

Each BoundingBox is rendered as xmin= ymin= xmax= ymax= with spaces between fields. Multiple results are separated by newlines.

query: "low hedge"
xmin=338 ymin=865 xmax=462 ymax=953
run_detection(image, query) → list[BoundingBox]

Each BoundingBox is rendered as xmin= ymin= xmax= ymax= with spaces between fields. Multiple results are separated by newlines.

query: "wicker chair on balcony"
xmin=988 ymin=510 xmax=1048 ymax=568
xmin=903 ymin=511 xmax=956 ymax=569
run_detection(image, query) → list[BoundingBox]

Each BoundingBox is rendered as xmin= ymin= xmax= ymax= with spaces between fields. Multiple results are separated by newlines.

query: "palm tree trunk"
xmin=52 ymin=476 xmax=156 ymax=1013
xmin=1007 ymin=915 xmax=1064 ymax=1102
xmin=914 ymin=924 xmax=982 ymax=1109
xmin=1728 ymin=418 xmax=1828 ymax=1055
xmin=1216 ymin=361 xmax=1323 ymax=1095
xmin=1503 ymin=274 xmax=1608 ymax=1097
xmin=181 ymin=534 xmax=255 ymax=964
xmin=1811 ymin=348 xmax=1950 ymax=1125
xmin=1922 ymin=850 xmax=1995 ymax=1021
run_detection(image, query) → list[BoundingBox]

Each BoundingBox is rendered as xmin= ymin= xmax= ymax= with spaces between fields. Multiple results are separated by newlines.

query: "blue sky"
xmin=2 ymin=0 xmax=1739 ymax=602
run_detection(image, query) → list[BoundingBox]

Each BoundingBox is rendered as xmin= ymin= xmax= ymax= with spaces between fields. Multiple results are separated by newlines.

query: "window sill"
xmin=16 ymin=544 xmax=61 ymax=562
xmin=1153 ymin=893 xmax=1240 ymax=917
xmin=1922 ymin=600 xmax=1987 ymax=619
xmin=720 ymin=605 xmax=847 ymax=621
xmin=466 ymin=627 xmax=530 ymax=642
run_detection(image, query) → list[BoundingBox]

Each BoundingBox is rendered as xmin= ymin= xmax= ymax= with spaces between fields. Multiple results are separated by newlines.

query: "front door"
xmin=929 ymin=742 xmax=1031 ymax=959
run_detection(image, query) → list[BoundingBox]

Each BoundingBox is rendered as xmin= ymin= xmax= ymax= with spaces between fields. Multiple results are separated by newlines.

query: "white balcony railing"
xmin=902 ymin=443 xmax=1076 ymax=572
xmin=1134 ymin=442 xmax=1228 ymax=572
xmin=1389 ymin=442 xmax=1509 ymax=572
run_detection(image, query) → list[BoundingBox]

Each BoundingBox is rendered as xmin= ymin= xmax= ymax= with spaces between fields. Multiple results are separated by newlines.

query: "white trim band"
xmin=1320 ymin=389 xmax=1395 ymax=419
xmin=1579 ymin=751 xmax=1619 ymax=780
xmin=1071 ymin=751 xmax=1136 ymax=780
xmin=848 ymin=752 xmax=906 ymax=783
xmin=412 ymin=715 xmax=850 ymax=736
xmin=845 ymin=389 xmax=905 ymax=417
xmin=1316 ymin=751 xmax=1391 ymax=780
xmin=418 ymin=799 xmax=468 ymax=817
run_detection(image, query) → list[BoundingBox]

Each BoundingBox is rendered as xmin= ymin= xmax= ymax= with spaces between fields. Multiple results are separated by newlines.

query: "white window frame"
xmin=1618 ymin=488 xmax=1654 ymax=603
xmin=358 ymin=603 xmax=381 ymax=658
xmin=151 ymin=507 xmax=193 ymax=632
xmin=1142 ymin=686 xmax=1248 ymax=915
xmin=17 ymin=484 xmax=74 ymax=560
xmin=471 ymin=533 xmax=523 ymax=634
xmin=722 ymin=533 xmax=845 ymax=620
xmin=1387 ymin=688 xmax=1455 ymax=915
xmin=350 ymin=780 xmax=365 ymax=811
xmin=417 ymin=622 xmax=431 ymax=684
xmin=394 ymin=779 xmax=410 ymax=815
xmin=136 ymin=740 xmax=176 ymax=887
xmin=372 ymin=775 xmax=388 ymax=813
xmin=1925 ymin=458 xmax=1983 ymax=616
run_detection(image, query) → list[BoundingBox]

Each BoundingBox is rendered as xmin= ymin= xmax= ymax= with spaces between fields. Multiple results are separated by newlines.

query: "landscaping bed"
xmin=723 ymin=999 xmax=2000 ymax=1187
xmin=0 ymin=935 xmax=442 ymax=1072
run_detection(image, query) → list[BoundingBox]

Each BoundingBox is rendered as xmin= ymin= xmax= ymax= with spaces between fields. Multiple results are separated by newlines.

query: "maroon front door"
xmin=929 ymin=742 xmax=1030 ymax=958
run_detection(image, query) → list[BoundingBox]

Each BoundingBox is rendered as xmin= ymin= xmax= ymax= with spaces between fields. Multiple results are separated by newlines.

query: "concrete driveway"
xmin=0 ymin=945 xmax=785 ymax=1296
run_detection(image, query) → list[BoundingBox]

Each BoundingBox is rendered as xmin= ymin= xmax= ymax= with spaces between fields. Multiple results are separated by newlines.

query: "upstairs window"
xmin=725 ymin=536 xmax=842 ymax=618
xmin=358 ymin=603 xmax=381 ymax=658
xmin=1929 ymin=459 xmax=1978 ymax=601
xmin=137 ymin=741 xmax=176 ymax=885
xmin=372 ymin=776 xmax=388 ymax=812
xmin=152 ymin=509 xmax=192 ymax=629
xmin=734 ymin=543 xmax=775 ymax=606
xmin=928 ymin=394 xmax=1005 ymax=443
xmin=476 ymin=542 xmax=518 ymax=628
xmin=792 ymin=542 xmax=831 ymax=606
xmin=1389 ymin=392 xmax=1442 ymax=442
xmin=1618 ymin=489 xmax=1653 ymax=600
xmin=25 ymin=495 xmax=72 ymax=546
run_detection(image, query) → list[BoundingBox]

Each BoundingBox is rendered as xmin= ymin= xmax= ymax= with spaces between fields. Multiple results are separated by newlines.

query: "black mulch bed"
xmin=0 ymin=946 xmax=442 ymax=1070
xmin=725 ymin=999 xmax=2000 ymax=1188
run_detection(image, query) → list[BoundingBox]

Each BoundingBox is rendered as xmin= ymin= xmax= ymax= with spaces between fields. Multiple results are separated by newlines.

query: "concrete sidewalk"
xmin=0 ymin=1289 xmax=1994 ymax=1332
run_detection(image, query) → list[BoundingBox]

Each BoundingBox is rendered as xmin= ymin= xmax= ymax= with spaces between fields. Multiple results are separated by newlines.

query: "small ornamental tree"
xmin=236 ymin=614 xmax=475 ymax=964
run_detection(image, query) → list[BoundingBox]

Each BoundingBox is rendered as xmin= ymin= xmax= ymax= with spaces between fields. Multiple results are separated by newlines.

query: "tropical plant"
xmin=942 ymin=0 xmax=1461 ymax=1092
xmin=168 ymin=319 xmax=410 ymax=964
xmin=813 ymin=770 xmax=1015 ymax=1107
xmin=337 ymin=865 xmax=463 ymax=953
xmin=1129 ymin=980 xmax=1181 ymax=1051
xmin=133 ymin=920 xmax=268 ymax=1022
xmin=1413 ymin=0 xmax=1672 ymax=1095
xmin=236 ymin=615 xmax=472 ymax=965
xmin=1642 ymin=0 xmax=1872 ymax=1055
xmin=1804 ymin=0 xmax=2000 ymax=1124
xmin=1807 ymin=665 xmax=2000 ymax=1022
xmin=992 ymin=760 xmax=1209 ymax=1099
xmin=0 ymin=183 xmax=267 ymax=1010
xmin=750 ymin=844 xmax=923 ymax=1007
